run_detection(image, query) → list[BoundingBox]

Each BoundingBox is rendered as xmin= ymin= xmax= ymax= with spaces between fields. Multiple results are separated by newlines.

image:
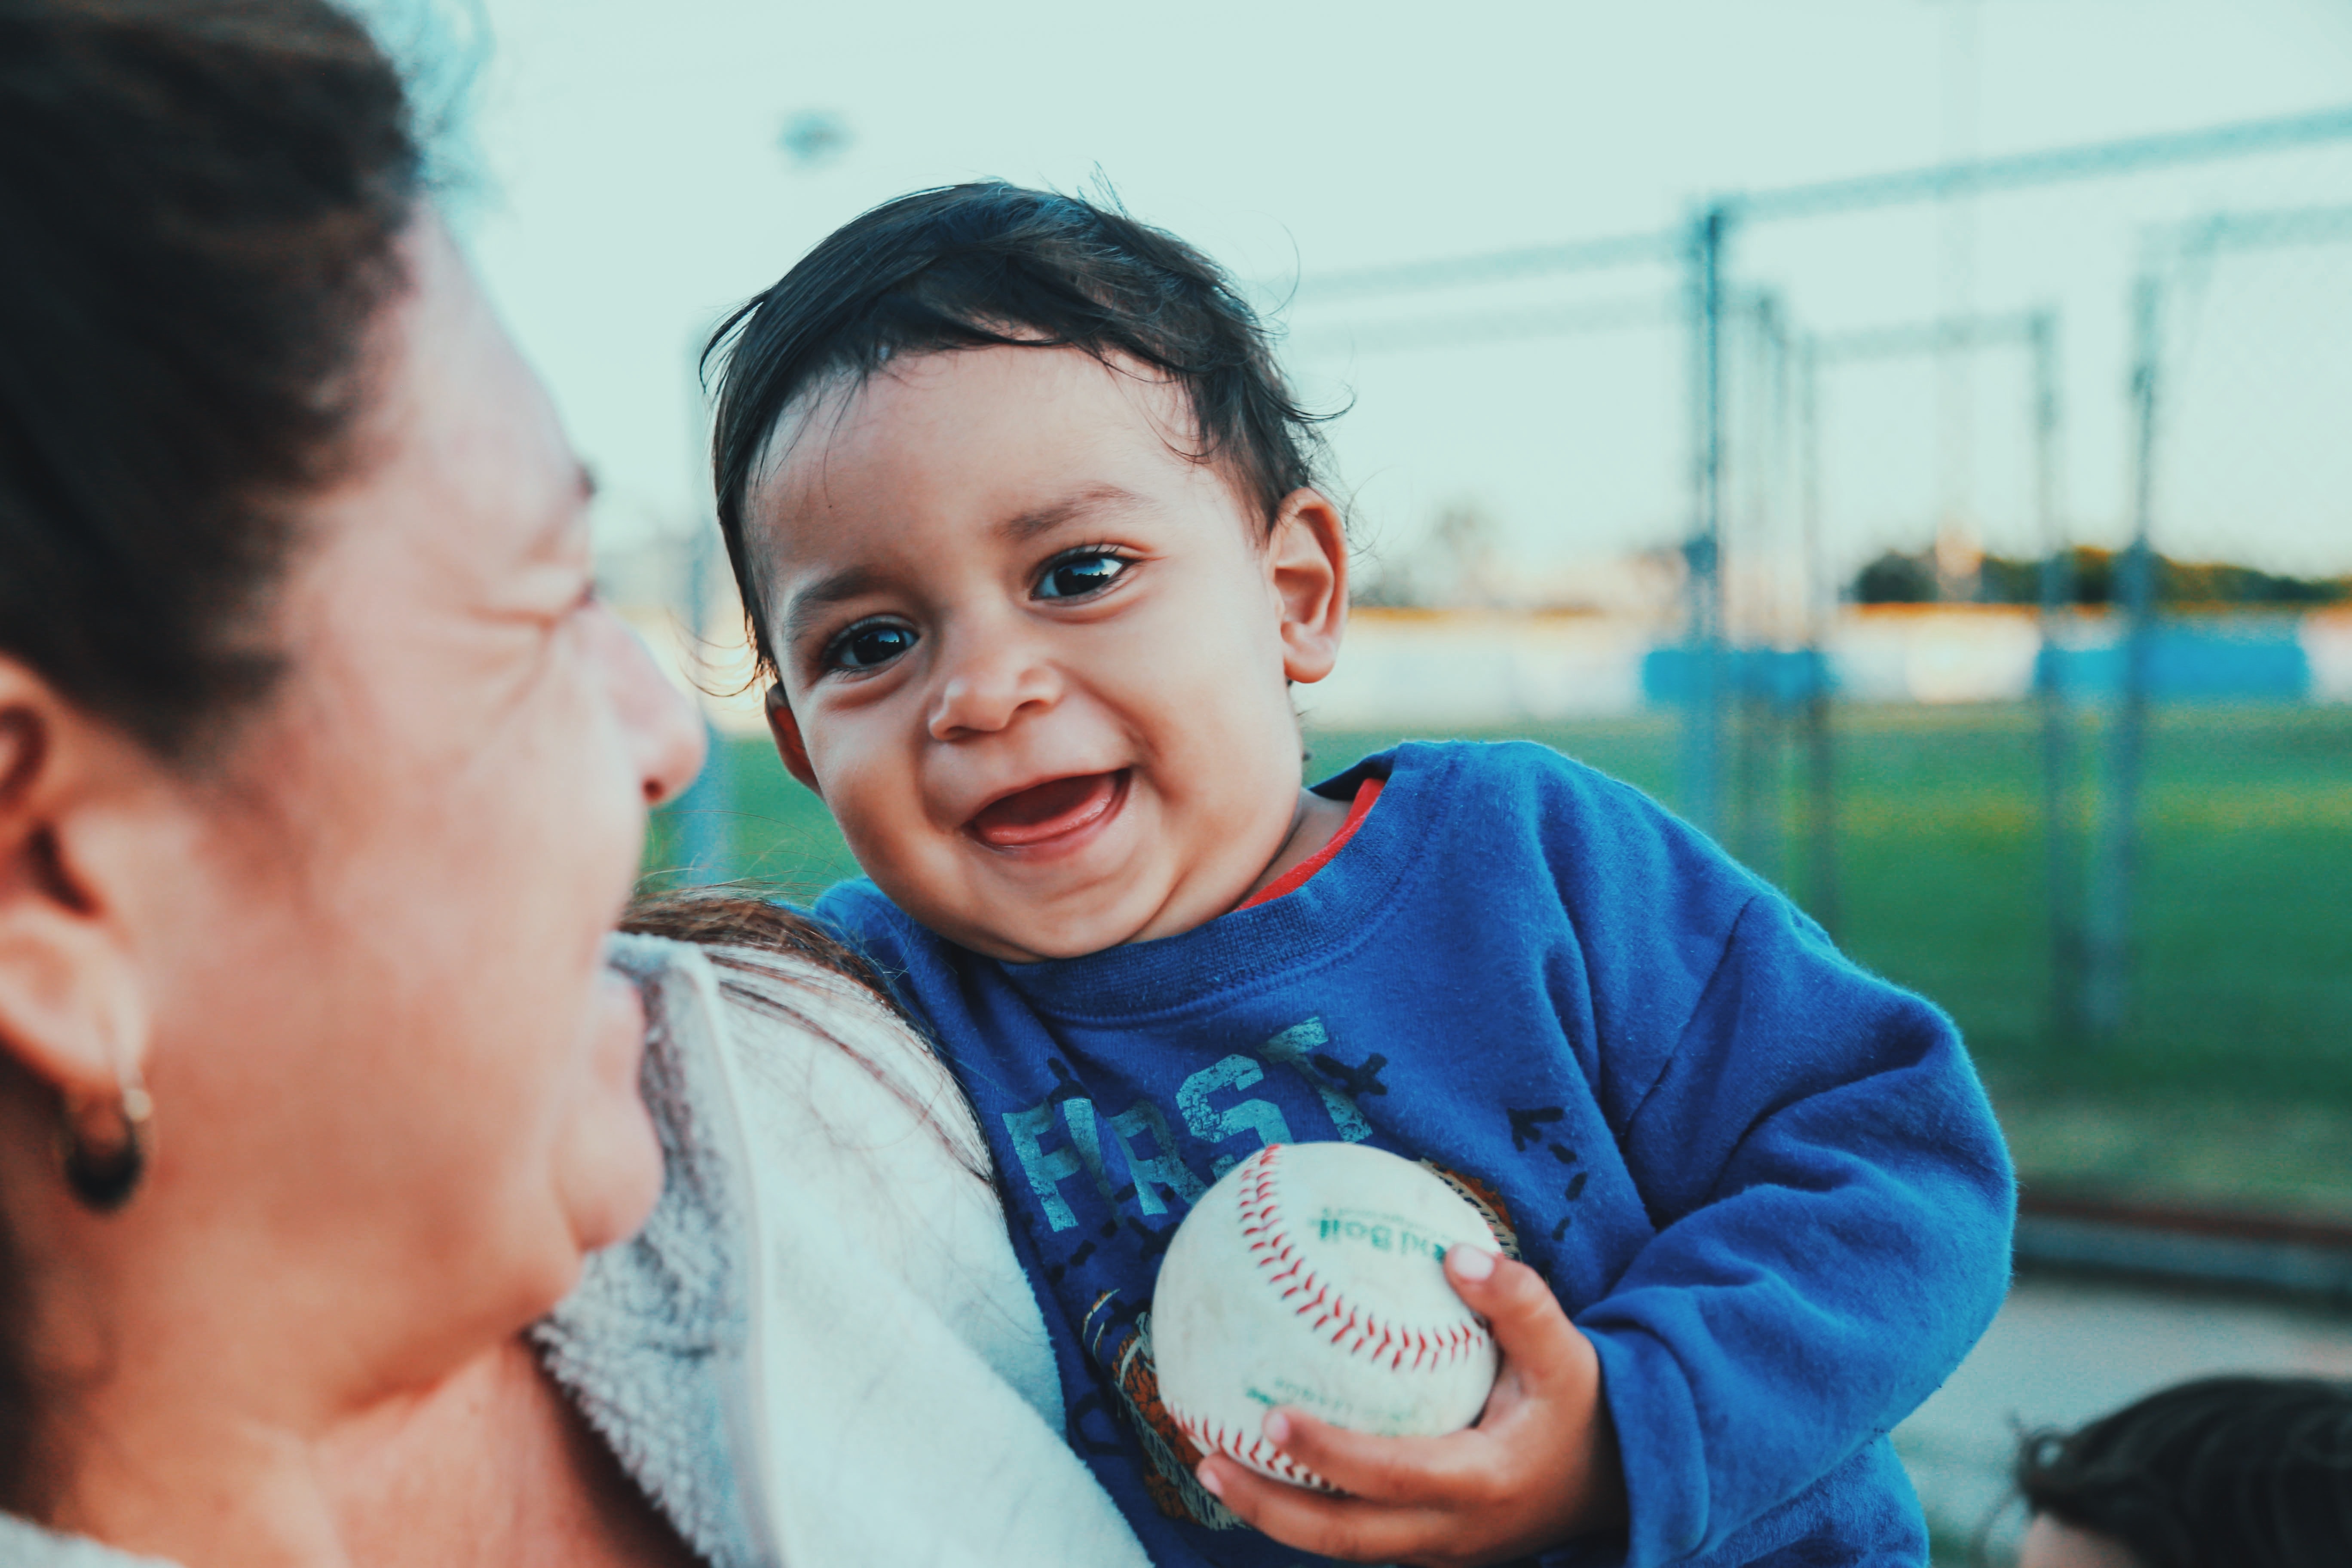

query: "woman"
xmin=0 ymin=3 xmax=1143 ymax=1563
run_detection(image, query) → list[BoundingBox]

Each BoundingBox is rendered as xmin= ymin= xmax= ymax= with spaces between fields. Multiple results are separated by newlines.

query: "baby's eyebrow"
xmin=996 ymin=483 xmax=1148 ymax=543
xmin=781 ymin=564 xmax=886 ymax=646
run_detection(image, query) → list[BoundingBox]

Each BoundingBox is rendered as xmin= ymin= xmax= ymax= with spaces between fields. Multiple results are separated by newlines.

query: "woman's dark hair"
xmin=0 ymin=0 xmax=421 ymax=760
xmin=0 ymin=0 xmax=420 ymax=1516
xmin=2016 ymin=1375 xmax=2352 ymax=1568
xmin=703 ymin=181 xmax=1333 ymax=682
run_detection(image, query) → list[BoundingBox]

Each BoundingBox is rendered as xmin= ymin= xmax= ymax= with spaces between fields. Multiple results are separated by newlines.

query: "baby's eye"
xmin=1035 ymin=550 xmax=1132 ymax=601
xmin=822 ymin=619 xmax=918 ymax=673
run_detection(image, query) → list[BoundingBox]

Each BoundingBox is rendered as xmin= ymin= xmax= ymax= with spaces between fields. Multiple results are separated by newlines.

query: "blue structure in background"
xmin=1642 ymin=623 xmax=2313 ymax=708
xmin=1645 ymin=647 xmax=1836 ymax=708
xmin=2039 ymin=623 xmax=2310 ymax=701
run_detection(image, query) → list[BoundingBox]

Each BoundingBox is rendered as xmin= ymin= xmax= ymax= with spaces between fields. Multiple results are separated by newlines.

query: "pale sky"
xmin=450 ymin=0 xmax=2352 ymax=594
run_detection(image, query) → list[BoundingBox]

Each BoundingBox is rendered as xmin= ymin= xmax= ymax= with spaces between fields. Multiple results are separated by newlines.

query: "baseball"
xmin=1151 ymin=1141 xmax=1503 ymax=1491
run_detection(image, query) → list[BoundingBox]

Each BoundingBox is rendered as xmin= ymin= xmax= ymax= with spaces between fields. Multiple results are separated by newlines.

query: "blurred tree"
xmin=1854 ymin=549 xmax=1937 ymax=603
xmin=1849 ymin=545 xmax=2347 ymax=606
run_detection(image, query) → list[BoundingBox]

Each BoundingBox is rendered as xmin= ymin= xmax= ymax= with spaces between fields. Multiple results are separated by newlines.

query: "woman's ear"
xmin=0 ymin=661 xmax=152 ymax=1112
xmin=765 ymin=684 xmax=822 ymax=796
xmin=1267 ymin=489 xmax=1349 ymax=685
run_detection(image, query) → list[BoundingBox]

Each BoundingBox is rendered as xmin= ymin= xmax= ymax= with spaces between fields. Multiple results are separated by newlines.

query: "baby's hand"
xmin=1194 ymin=1246 xmax=1625 ymax=1568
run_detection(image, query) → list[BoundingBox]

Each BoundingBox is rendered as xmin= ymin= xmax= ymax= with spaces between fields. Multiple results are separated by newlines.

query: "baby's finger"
xmin=1254 ymin=1407 xmax=1503 ymax=1509
xmin=1443 ymin=1245 xmax=1589 ymax=1393
xmin=1196 ymin=1455 xmax=1452 ymax=1565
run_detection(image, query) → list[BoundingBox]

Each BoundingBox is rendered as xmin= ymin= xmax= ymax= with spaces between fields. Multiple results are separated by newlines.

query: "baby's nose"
xmin=927 ymin=634 xmax=1062 ymax=739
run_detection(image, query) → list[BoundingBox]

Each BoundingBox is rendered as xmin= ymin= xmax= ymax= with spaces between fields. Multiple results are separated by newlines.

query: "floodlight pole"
xmin=1683 ymin=203 xmax=1732 ymax=838
xmin=2084 ymin=278 xmax=2162 ymax=1040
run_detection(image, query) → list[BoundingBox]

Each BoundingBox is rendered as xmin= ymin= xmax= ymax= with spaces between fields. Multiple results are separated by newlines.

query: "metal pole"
xmin=1767 ymin=296 xmax=1796 ymax=887
xmin=1936 ymin=0 xmax=1983 ymax=606
xmin=1798 ymin=338 xmax=1839 ymax=937
xmin=2085 ymin=277 xmax=2162 ymax=1039
xmin=1683 ymin=204 xmax=1729 ymax=836
xmin=674 ymin=522 xmax=731 ymax=884
xmin=1733 ymin=292 xmax=1774 ymax=874
xmin=1301 ymin=107 xmax=2352 ymax=306
xmin=2029 ymin=312 xmax=2084 ymax=1036
xmin=665 ymin=334 xmax=732 ymax=887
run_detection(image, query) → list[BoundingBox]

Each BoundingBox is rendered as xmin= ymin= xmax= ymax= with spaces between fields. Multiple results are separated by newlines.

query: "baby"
xmin=705 ymin=183 xmax=2014 ymax=1567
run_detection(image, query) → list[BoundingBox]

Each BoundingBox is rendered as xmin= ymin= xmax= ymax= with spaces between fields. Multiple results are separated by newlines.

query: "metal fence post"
xmin=1797 ymin=337 xmax=1840 ymax=937
xmin=1731 ymin=290 xmax=1782 ymax=877
xmin=1684 ymin=203 xmax=1730 ymax=837
xmin=2085 ymin=276 xmax=2162 ymax=1039
xmin=2029 ymin=311 xmax=2086 ymax=1037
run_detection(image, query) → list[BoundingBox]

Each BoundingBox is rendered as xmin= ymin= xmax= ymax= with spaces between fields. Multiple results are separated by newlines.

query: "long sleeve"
xmin=1576 ymin=894 xmax=2014 ymax=1566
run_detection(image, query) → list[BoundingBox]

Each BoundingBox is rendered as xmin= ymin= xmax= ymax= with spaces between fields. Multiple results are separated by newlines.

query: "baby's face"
xmin=747 ymin=346 xmax=1344 ymax=962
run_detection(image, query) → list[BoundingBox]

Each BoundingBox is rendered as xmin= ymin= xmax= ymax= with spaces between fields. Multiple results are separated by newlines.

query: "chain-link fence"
xmin=1243 ymin=118 xmax=2352 ymax=1072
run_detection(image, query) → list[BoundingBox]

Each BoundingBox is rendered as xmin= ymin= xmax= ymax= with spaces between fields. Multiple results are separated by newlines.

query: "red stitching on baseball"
xmin=1172 ymin=1411 xmax=1335 ymax=1492
xmin=1231 ymin=1144 xmax=1493 ymax=1376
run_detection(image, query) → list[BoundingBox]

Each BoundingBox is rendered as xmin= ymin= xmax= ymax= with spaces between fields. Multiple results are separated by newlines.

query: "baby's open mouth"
xmin=968 ymin=770 xmax=1128 ymax=849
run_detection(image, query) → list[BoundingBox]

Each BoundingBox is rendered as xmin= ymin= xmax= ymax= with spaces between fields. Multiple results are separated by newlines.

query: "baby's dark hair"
xmin=2015 ymin=1375 xmax=2352 ymax=1568
xmin=702 ymin=181 xmax=1332 ymax=682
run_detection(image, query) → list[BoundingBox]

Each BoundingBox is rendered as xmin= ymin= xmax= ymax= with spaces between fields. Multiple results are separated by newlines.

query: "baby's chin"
xmin=921 ymin=873 xmax=1252 ymax=962
xmin=551 ymin=972 xmax=665 ymax=1256
xmin=915 ymin=890 xmax=1136 ymax=963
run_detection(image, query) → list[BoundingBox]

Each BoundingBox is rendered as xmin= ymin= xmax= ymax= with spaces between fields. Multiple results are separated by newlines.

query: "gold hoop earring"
xmin=59 ymin=1067 xmax=153 ymax=1214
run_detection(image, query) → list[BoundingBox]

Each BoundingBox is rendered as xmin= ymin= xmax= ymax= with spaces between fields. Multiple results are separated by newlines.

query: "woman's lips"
xmin=968 ymin=770 xmax=1127 ymax=849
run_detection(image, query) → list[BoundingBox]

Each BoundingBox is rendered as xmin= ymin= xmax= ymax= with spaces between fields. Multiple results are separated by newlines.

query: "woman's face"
xmin=112 ymin=222 xmax=703 ymax=1389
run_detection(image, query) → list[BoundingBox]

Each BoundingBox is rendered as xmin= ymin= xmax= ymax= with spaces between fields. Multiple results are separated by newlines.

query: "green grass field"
xmin=648 ymin=702 xmax=2352 ymax=1218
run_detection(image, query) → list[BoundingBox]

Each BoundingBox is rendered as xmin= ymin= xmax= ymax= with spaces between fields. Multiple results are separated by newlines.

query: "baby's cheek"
xmin=842 ymin=771 xmax=925 ymax=851
xmin=836 ymin=780 xmax=952 ymax=900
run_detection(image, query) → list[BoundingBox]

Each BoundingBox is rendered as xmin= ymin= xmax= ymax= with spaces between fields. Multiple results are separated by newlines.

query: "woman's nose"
xmin=599 ymin=609 xmax=707 ymax=807
xmin=926 ymin=625 xmax=1060 ymax=741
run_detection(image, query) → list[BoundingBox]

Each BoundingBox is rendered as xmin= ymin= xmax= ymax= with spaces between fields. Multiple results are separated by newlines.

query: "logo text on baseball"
xmin=1316 ymin=1207 xmax=1448 ymax=1261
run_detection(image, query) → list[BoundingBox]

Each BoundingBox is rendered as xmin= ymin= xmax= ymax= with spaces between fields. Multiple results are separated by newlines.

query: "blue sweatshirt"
xmin=815 ymin=741 xmax=2014 ymax=1567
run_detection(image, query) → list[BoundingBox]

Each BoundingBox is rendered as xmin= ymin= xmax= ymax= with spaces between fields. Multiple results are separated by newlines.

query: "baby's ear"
xmin=764 ymin=685 xmax=823 ymax=796
xmin=1268 ymin=489 xmax=1348 ymax=685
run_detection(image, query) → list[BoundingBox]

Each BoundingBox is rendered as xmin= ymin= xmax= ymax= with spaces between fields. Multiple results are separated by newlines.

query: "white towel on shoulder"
xmin=542 ymin=934 xmax=1149 ymax=1568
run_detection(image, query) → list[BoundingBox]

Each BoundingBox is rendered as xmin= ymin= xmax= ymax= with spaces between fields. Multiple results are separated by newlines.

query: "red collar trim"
xmin=1235 ymin=776 xmax=1386 ymax=912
